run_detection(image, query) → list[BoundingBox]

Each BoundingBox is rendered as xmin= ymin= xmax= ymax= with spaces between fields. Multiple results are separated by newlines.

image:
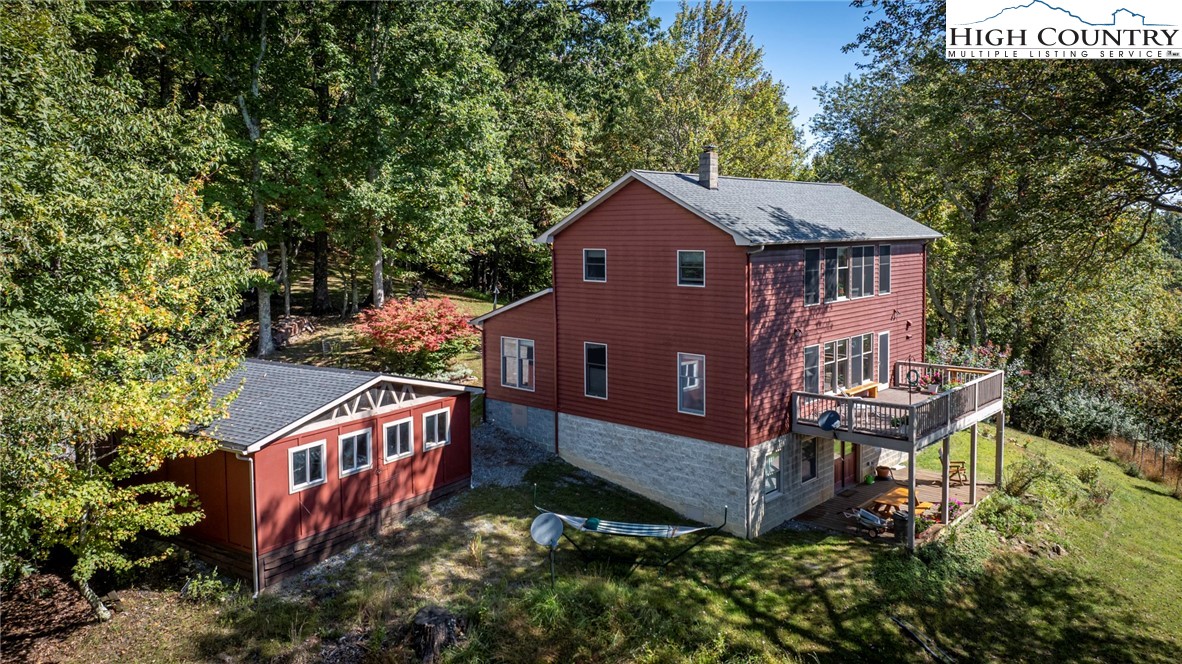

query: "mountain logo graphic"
xmin=961 ymin=1 xmax=1173 ymax=27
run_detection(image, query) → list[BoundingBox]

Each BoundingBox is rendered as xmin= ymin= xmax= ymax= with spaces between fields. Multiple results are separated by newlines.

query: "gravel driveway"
xmin=469 ymin=423 xmax=554 ymax=487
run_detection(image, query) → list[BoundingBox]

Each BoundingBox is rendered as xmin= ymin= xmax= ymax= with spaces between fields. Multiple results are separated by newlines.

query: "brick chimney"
xmin=698 ymin=145 xmax=718 ymax=189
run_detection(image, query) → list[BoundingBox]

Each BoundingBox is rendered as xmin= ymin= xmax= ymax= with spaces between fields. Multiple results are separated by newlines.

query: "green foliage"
xmin=976 ymin=493 xmax=1038 ymax=539
xmin=872 ymin=522 xmax=994 ymax=602
xmin=1011 ymin=378 xmax=1147 ymax=447
xmin=0 ymin=1 xmax=247 ymax=597
xmin=183 ymin=568 xmax=240 ymax=604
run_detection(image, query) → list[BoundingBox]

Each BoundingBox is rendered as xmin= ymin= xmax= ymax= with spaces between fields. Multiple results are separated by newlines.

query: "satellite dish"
xmin=818 ymin=410 xmax=841 ymax=432
xmin=530 ymin=512 xmax=563 ymax=549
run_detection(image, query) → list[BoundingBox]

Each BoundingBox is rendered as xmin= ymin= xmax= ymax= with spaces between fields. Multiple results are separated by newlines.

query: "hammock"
xmin=532 ymin=484 xmax=727 ymax=573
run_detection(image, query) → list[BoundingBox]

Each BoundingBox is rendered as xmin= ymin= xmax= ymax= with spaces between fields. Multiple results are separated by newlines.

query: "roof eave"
xmin=470 ymin=288 xmax=553 ymax=326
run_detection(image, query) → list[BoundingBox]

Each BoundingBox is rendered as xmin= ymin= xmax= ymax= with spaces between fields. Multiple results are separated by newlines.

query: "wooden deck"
xmin=792 ymin=467 xmax=995 ymax=544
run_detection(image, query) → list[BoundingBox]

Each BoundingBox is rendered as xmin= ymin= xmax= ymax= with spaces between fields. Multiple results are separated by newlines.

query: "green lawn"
xmin=32 ymin=428 xmax=1182 ymax=663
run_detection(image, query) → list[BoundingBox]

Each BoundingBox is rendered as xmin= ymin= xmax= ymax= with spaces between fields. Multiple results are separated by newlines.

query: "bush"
xmin=354 ymin=297 xmax=478 ymax=376
xmin=182 ymin=568 xmax=238 ymax=604
xmin=976 ymin=493 xmax=1038 ymax=538
xmin=1011 ymin=377 xmax=1147 ymax=447
xmin=872 ymin=522 xmax=994 ymax=601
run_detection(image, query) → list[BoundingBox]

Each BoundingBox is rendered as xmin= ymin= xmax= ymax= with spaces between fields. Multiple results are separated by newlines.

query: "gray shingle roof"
xmin=628 ymin=171 xmax=941 ymax=245
xmin=203 ymin=360 xmax=380 ymax=450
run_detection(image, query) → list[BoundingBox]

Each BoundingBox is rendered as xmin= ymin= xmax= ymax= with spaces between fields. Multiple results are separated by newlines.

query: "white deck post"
xmin=941 ymin=436 xmax=951 ymax=524
xmin=995 ymin=410 xmax=1005 ymax=487
xmin=907 ymin=447 xmax=917 ymax=550
xmin=969 ymin=423 xmax=979 ymax=504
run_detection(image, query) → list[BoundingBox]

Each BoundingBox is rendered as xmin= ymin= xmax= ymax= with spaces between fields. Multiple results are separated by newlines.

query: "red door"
xmin=834 ymin=440 xmax=859 ymax=489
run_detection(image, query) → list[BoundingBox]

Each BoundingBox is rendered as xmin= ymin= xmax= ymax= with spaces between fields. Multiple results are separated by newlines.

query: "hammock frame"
xmin=532 ymin=484 xmax=728 ymax=574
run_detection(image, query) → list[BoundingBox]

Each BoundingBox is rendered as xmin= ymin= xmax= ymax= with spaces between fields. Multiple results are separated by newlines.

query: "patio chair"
xmin=950 ymin=461 xmax=968 ymax=484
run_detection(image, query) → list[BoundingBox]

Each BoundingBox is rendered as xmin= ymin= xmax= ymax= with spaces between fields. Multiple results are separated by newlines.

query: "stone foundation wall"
xmin=486 ymin=399 xmax=555 ymax=450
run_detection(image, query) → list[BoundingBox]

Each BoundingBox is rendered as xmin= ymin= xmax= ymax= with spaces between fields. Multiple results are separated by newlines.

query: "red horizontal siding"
xmin=252 ymin=393 xmax=471 ymax=554
xmin=748 ymin=242 xmax=926 ymax=443
xmin=480 ymin=291 xmax=556 ymax=410
xmin=552 ymin=180 xmax=748 ymax=447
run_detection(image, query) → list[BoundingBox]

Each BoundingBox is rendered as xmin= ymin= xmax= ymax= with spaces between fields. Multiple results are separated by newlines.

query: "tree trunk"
xmin=350 ymin=268 xmax=359 ymax=316
xmin=312 ymin=231 xmax=331 ymax=315
xmin=239 ymin=5 xmax=272 ymax=356
xmin=372 ymin=229 xmax=385 ymax=308
xmin=79 ymin=579 xmax=112 ymax=622
xmin=280 ymin=227 xmax=291 ymax=318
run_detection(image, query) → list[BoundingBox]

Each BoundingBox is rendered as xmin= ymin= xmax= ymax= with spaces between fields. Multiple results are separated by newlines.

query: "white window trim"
xmin=763 ymin=450 xmax=783 ymax=498
xmin=500 ymin=336 xmax=536 ymax=392
xmin=383 ymin=417 xmax=414 ymax=463
xmin=677 ymin=352 xmax=706 ymax=416
xmin=289 ymin=439 xmax=327 ymax=494
xmin=583 ymin=248 xmax=607 ymax=282
xmin=804 ymin=248 xmax=821 ymax=307
xmin=803 ymin=344 xmax=820 ymax=393
xmin=878 ymin=331 xmax=891 ymax=385
xmin=878 ymin=245 xmax=891 ymax=294
xmin=338 ymin=427 xmax=373 ymax=478
xmin=800 ymin=437 xmax=820 ymax=485
xmin=850 ymin=245 xmax=875 ymax=299
xmin=583 ymin=341 xmax=608 ymax=400
xmin=676 ymin=250 xmax=706 ymax=288
xmin=423 ymin=407 xmax=451 ymax=450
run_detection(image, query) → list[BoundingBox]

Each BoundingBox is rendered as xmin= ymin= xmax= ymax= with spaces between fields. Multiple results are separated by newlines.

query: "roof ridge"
xmin=631 ymin=169 xmax=845 ymax=186
xmin=244 ymin=358 xmax=381 ymax=377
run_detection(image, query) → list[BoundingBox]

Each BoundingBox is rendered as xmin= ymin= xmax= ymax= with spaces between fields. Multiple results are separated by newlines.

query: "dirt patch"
xmin=1 ymin=574 xmax=95 ymax=663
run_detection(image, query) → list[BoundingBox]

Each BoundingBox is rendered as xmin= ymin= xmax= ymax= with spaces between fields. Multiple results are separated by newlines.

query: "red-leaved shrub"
xmin=354 ymin=297 xmax=478 ymax=376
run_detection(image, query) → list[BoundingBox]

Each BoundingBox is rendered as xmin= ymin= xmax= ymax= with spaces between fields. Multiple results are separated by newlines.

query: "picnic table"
xmin=869 ymin=487 xmax=934 ymax=517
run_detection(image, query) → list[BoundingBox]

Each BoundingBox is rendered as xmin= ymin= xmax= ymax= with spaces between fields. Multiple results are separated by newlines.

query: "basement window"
xmin=764 ymin=451 xmax=782 ymax=495
xmin=424 ymin=408 xmax=451 ymax=449
xmin=290 ymin=440 xmax=326 ymax=492
xmin=801 ymin=437 xmax=818 ymax=483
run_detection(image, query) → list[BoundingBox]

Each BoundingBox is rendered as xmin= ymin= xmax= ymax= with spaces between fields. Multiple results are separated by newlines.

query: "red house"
xmin=474 ymin=147 xmax=1005 ymax=546
xmin=156 ymin=360 xmax=478 ymax=592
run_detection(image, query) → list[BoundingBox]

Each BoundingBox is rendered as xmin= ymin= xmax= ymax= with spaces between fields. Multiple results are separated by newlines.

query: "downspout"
xmin=235 ymin=452 xmax=260 ymax=598
xmin=743 ymin=244 xmax=765 ymax=538
xmin=552 ymin=242 xmax=561 ymax=455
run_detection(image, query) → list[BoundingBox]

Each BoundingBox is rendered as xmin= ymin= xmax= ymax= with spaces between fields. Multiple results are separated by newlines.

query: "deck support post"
xmin=907 ymin=447 xmax=917 ymax=551
xmin=941 ymin=436 xmax=951 ymax=524
xmin=969 ymin=423 xmax=979 ymax=504
xmin=995 ymin=410 xmax=1005 ymax=487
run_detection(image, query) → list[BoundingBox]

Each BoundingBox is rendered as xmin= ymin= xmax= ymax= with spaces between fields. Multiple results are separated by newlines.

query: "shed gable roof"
xmin=536 ymin=170 xmax=942 ymax=246
xmin=204 ymin=360 xmax=477 ymax=452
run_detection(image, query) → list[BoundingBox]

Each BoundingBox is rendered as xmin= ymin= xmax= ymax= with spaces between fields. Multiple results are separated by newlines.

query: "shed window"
xmin=339 ymin=429 xmax=371 ymax=476
xmin=384 ymin=418 xmax=413 ymax=461
xmin=677 ymin=353 xmax=706 ymax=415
xmin=804 ymin=248 xmax=820 ymax=305
xmin=423 ymin=409 xmax=450 ymax=449
xmin=824 ymin=247 xmax=849 ymax=301
xmin=801 ymin=437 xmax=818 ymax=482
xmin=584 ymin=342 xmax=608 ymax=399
xmin=583 ymin=249 xmax=606 ymax=282
xmin=879 ymin=245 xmax=891 ymax=294
xmin=851 ymin=246 xmax=874 ymax=298
xmin=764 ymin=451 xmax=782 ymax=495
xmin=501 ymin=337 xmax=535 ymax=390
xmin=290 ymin=441 xmax=326 ymax=492
xmin=677 ymin=250 xmax=706 ymax=287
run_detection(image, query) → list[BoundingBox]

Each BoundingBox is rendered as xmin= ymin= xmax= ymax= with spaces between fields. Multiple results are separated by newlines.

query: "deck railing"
xmin=792 ymin=362 xmax=1004 ymax=446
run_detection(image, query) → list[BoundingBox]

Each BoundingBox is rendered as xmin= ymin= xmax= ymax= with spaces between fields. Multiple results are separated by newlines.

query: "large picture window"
xmin=339 ymin=429 xmax=371 ymax=476
xmin=677 ymin=250 xmax=705 ymax=287
xmin=384 ymin=417 xmax=413 ymax=461
xmin=879 ymin=245 xmax=891 ymax=294
xmin=500 ymin=337 xmax=535 ymax=390
xmin=677 ymin=353 xmax=706 ymax=415
xmin=423 ymin=409 xmax=450 ymax=449
xmin=290 ymin=441 xmax=326 ymax=492
xmin=584 ymin=342 xmax=608 ymax=399
xmin=804 ymin=248 xmax=820 ymax=306
xmin=824 ymin=247 xmax=850 ymax=301
xmin=583 ymin=248 xmax=606 ymax=282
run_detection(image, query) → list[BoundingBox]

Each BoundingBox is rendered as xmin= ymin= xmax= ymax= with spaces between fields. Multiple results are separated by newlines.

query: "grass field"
xmin=16 ymin=426 xmax=1181 ymax=663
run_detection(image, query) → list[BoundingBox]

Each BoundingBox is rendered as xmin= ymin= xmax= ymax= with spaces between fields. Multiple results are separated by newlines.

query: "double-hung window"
xmin=583 ymin=249 xmax=606 ymax=282
xmin=501 ymin=337 xmax=535 ymax=390
xmin=763 ymin=451 xmax=782 ymax=495
xmin=584 ymin=342 xmax=608 ymax=398
xmin=850 ymin=246 xmax=874 ymax=298
xmin=804 ymin=248 xmax=820 ymax=305
xmin=824 ymin=339 xmax=849 ymax=391
xmin=677 ymin=250 xmax=705 ymax=287
xmin=879 ymin=245 xmax=891 ymax=294
xmin=423 ymin=409 xmax=450 ymax=449
xmin=850 ymin=334 xmax=874 ymax=384
xmin=803 ymin=345 xmax=820 ymax=393
xmin=290 ymin=441 xmax=326 ymax=492
xmin=384 ymin=417 xmax=413 ymax=461
xmin=824 ymin=247 xmax=850 ymax=301
xmin=339 ymin=429 xmax=371 ymax=476
xmin=677 ymin=353 xmax=706 ymax=415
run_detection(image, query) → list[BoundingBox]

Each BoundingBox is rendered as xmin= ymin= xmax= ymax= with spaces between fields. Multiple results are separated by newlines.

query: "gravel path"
xmin=469 ymin=423 xmax=554 ymax=488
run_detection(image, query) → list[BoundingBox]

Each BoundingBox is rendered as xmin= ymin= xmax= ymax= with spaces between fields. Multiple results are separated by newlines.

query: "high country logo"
xmin=945 ymin=0 xmax=1182 ymax=59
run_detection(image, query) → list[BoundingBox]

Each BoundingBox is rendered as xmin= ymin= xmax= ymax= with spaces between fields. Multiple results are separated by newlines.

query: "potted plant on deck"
xmin=920 ymin=371 xmax=942 ymax=394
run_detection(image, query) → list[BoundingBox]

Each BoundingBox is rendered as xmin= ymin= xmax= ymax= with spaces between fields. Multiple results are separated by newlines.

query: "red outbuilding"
xmin=155 ymin=360 xmax=478 ymax=592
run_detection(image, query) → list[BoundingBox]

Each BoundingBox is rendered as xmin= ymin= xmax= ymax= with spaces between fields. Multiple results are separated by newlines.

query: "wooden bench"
xmin=843 ymin=383 xmax=880 ymax=398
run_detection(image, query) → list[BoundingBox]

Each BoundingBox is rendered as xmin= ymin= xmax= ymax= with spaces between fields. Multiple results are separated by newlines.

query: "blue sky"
xmin=650 ymin=0 xmax=875 ymax=148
